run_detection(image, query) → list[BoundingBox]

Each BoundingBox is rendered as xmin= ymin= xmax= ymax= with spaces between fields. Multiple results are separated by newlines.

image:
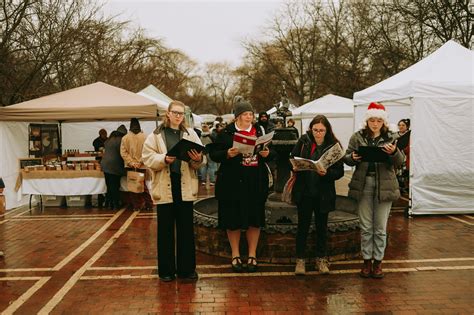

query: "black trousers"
xmin=296 ymin=196 xmax=329 ymax=258
xmin=156 ymin=173 xmax=196 ymax=277
xmin=104 ymin=173 xmax=121 ymax=208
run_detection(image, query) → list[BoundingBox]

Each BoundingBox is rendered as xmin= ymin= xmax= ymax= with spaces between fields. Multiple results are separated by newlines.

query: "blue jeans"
xmin=198 ymin=159 xmax=217 ymax=183
xmin=358 ymin=176 xmax=392 ymax=261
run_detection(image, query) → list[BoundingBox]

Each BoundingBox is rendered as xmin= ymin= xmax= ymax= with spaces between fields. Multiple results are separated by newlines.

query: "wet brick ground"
xmin=0 ymin=181 xmax=473 ymax=314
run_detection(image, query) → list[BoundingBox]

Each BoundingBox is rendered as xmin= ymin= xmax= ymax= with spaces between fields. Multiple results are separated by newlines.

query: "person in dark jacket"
xmin=93 ymin=129 xmax=108 ymax=152
xmin=256 ymin=111 xmax=275 ymax=133
xmin=290 ymin=115 xmax=344 ymax=275
xmin=343 ymin=102 xmax=404 ymax=279
xmin=100 ymin=125 xmax=126 ymax=210
xmin=209 ymin=98 xmax=276 ymax=273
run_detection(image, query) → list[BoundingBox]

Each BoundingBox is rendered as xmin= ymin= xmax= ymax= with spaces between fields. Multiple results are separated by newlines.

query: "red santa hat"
xmin=365 ymin=102 xmax=389 ymax=126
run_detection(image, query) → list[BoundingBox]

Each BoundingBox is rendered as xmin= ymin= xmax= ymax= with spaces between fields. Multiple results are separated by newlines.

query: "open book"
xmin=167 ymin=139 xmax=205 ymax=162
xmin=232 ymin=131 xmax=274 ymax=155
xmin=290 ymin=142 xmax=344 ymax=172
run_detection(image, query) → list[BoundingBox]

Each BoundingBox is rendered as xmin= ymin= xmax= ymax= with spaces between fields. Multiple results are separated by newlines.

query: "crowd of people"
xmin=1 ymin=99 xmax=408 ymax=277
xmin=135 ymin=99 xmax=407 ymax=281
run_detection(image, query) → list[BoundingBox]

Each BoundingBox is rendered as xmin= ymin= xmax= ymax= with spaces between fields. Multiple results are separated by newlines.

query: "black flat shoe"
xmin=247 ymin=257 xmax=258 ymax=273
xmin=178 ymin=271 xmax=199 ymax=280
xmin=231 ymin=256 xmax=243 ymax=273
xmin=159 ymin=275 xmax=176 ymax=282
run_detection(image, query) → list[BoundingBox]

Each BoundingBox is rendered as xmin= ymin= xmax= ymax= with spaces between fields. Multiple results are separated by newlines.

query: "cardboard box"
xmin=66 ymin=195 xmax=86 ymax=207
xmin=43 ymin=195 xmax=65 ymax=207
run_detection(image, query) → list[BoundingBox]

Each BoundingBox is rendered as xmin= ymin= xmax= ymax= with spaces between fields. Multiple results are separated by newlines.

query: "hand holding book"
xmin=290 ymin=143 xmax=344 ymax=172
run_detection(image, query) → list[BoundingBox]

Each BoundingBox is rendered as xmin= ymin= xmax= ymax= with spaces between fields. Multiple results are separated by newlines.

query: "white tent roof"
xmin=291 ymin=94 xmax=353 ymax=117
xmin=0 ymin=82 xmax=158 ymax=121
xmin=137 ymin=84 xmax=172 ymax=114
xmin=137 ymin=84 xmax=202 ymax=127
xmin=354 ymin=40 xmax=474 ymax=104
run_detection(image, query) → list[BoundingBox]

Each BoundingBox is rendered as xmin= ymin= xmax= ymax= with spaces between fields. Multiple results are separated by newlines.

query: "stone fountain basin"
xmin=193 ymin=195 xmax=361 ymax=263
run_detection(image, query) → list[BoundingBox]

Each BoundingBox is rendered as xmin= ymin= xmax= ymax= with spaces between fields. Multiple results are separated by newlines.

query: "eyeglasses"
xmin=170 ymin=110 xmax=185 ymax=117
xmin=312 ymin=129 xmax=326 ymax=133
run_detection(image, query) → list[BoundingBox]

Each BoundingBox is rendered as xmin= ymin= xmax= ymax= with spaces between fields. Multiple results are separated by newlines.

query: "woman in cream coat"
xmin=142 ymin=100 xmax=205 ymax=282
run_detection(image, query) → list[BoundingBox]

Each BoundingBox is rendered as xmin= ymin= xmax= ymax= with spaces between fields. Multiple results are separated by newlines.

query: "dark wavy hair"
xmin=308 ymin=115 xmax=339 ymax=144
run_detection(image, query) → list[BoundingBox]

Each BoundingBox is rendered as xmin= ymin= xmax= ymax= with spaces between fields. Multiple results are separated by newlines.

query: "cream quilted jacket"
xmin=142 ymin=126 xmax=205 ymax=205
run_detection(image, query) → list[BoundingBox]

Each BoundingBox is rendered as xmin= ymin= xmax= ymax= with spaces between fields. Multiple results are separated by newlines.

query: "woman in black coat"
xmin=290 ymin=115 xmax=344 ymax=275
xmin=209 ymin=98 xmax=276 ymax=273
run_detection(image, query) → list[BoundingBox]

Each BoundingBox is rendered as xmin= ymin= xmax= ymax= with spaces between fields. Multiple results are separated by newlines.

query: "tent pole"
xmin=58 ymin=121 xmax=63 ymax=156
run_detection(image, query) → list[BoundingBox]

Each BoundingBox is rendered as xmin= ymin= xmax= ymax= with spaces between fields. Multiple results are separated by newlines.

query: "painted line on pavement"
xmin=39 ymin=210 xmax=138 ymax=315
xmin=0 ymin=208 xmax=32 ymax=225
xmin=0 ymin=268 xmax=52 ymax=272
xmin=332 ymin=257 xmax=474 ymax=265
xmin=18 ymin=214 xmax=114 ymax=218
xmin=79 ymin=265 xmax=474 ymax=280
xmin=53 ymin=210 xmax=124 ymax=271
xmin=448 ymin=216 xmax=474 ymax=226
xmin=1 ymin=277 xmax=50 ymax=315
xmin=10 ymin=217 xmax=110 ymax=221
xmin=86 ymin=257 xmax=474 ymax=272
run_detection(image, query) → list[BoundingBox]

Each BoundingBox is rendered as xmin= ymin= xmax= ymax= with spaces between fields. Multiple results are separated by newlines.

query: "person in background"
xmin=210 ymin=123 xmax=225 ymax=142
xmin=0 ymin=177 xmax=5 ymax=257
xmin=120 ymin=118 xmax=153 ymax=211
xmin=100 ymin=126 xmax=126 ymax=210
xmin=93 ymin=129 xmax=108 ymax=152
xmin=92 ymin=128 xmax=108 ymax=207
xmin=343 ymin=102 xmax=404 ymax=279
xmin=209 ymin=97 xmax=276 ymax=273
xmin=287 ymin=118 xmax=299 ymax=138
xmin=256 ymin=112 xmax=275 ymax=134
xmin=396 ymin=119 xmax=411 ymax=194
xmin=290 ymin=115 xmax=344 ymax=275
xmin=199 ymin=124 xmax=217 ymax=186
xmin=275 ymin=120 xmax=284 ymax=129
xmin=142 ymin=100 xmax=204 ymax=282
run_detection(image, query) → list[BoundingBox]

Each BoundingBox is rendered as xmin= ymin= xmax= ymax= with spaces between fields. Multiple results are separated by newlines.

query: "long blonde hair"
xmin=162 ymin=100 xmax=188 ymax=132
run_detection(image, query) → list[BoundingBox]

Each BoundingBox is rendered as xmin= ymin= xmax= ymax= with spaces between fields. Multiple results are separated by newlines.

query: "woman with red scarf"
xmin=209 ymin=97 xmax=276 ymax=273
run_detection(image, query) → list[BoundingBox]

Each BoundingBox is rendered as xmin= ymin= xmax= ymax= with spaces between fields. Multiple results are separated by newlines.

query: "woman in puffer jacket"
xmin=343 ymin=102 xmax=404 ymax=279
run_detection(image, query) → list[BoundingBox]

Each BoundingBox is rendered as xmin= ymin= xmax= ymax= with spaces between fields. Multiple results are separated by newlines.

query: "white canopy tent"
xmin=353 ymin=40 xmax=474 ymax=215
xmin=138 ymin=84 xmax=203 ymax=127
xmin=290 ymin=94 xmax=354 ymax=153
xmin=0 ymin=82 xmax=159 ymax=210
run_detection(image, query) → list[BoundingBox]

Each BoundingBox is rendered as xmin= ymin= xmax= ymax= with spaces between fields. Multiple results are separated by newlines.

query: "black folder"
xmin=357 ymin=146 xmax=389 ymax=162
xmin=167 ymin=139 xmax=205 ymax=162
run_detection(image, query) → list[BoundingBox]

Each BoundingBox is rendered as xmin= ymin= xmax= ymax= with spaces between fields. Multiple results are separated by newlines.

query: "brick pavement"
xmin=0 ymin=184 xmax=473 ymax=314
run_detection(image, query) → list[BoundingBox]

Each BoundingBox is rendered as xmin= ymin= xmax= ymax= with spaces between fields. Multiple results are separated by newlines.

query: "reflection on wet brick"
xmin=0 ymin=188 xmax=473 ymax=314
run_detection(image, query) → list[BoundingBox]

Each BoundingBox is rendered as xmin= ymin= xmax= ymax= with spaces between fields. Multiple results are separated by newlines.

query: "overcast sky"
xmin=102 ymin=0 xmax=286 ymax=66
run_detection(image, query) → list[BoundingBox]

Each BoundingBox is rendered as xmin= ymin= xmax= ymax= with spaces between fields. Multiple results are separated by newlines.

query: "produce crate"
xmin=66 ymin=195 xmax=86 ymax=207
xmin=43 ymin=195 xmax=65 ymax=207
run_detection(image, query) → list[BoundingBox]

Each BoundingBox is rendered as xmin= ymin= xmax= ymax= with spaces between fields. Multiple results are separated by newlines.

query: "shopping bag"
xmin=127 ymin=170 xmax=145 ymax=193
xmin=281 ymin=172 xmax=296 ymax=205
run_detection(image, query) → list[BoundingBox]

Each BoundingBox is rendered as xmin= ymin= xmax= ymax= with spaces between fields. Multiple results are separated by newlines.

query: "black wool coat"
xmin=290 ymin=132 xmax=344 ymax=213
xmin=209 ymin=123 xmax=277 ymax=201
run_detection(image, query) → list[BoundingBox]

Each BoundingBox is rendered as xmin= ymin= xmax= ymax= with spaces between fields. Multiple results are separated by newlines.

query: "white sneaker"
xmin=295 ymin=258 xmax=306 ymax=275
xmin=316 ymin=258 xmax=330 ymax=274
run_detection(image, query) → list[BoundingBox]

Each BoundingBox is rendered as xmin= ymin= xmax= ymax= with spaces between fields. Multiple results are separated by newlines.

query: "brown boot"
xmin=360 ymin=259 xmax=372 ymax=278
xmin=372 ymin=260 xmax=384 ymax=278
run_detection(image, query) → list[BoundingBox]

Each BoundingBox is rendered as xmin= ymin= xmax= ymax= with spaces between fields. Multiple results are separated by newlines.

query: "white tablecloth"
xmin=21 ymin=177 xmax=106 ymax=196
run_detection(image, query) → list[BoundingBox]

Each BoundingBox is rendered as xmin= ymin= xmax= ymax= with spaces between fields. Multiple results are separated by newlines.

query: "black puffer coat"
xmin=290 ymin=132 xmax=344 ymax=213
